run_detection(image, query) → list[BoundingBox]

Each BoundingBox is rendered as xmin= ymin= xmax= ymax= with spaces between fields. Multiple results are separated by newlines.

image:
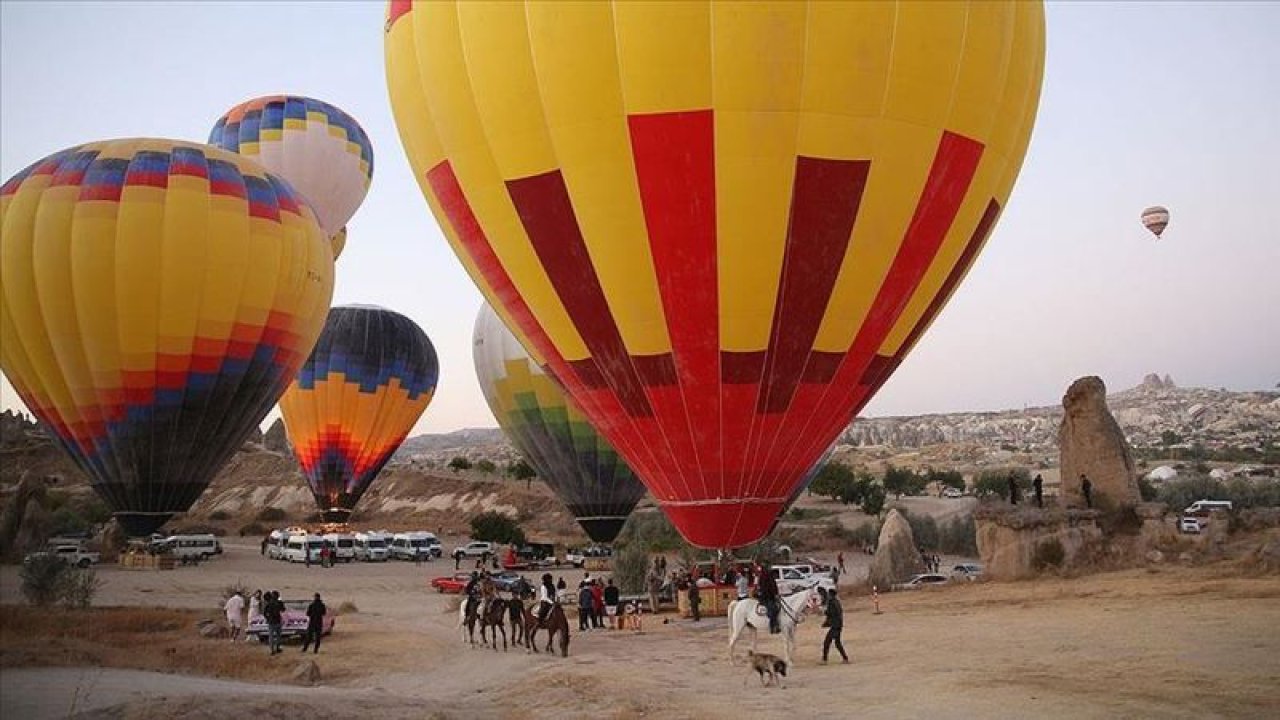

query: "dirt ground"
xmin=2 ymin=537 xmax=1278 ymax=720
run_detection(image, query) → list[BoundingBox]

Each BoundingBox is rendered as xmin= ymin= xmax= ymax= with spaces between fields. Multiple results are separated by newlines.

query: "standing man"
xmin=264 ymin=591 xmax=284 ymax=655
xmin=301 ymin=593 xmax=326 ymax=654
xmin=1033 ymin=474 xmax=1044 ymax=508
xmin=1008 ymin=475 xmax=1020 ymax=505
xmin=453 ymin=547 xmax=464 ymax=570
xmin=603 ymin=578 xmax=620 ymax=630
xmin=646 ymin=571 xmax=662 ymax=615
xmin=223 ymin=590 xmax=245 ymax=643
xmin=837 ymin=552 xmax=846 ymax=575
xmin=756 ymin=564 xmax=781 ymax=634
xmin=577 ymin=581 xmax=594 ymax=631
xmin=591 ymin=579 xmax=605 ymax=629
xmin=687 ymin=580 xmax=701 ymax=622
xmin=820 ymin=588 xmax=849 ymax=664
xmin=1081 ymin=474 xmax=1093 ymax=509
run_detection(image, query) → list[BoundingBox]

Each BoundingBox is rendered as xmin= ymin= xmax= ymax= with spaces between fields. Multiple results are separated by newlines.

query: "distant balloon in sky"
xmin=279 ymin=305 xmax=438 ymax=523
xmin=387 ymin=1 xmax=1045 ymax=548
xmin=209 ymin=95 xmax=373 ymax=252
xmin=473 ymin=303 xmax=646 ymax=544
xmin=0 ymin=139 xmax=335 ymax=535
xmin=1141 ymin=206 xmax=1170 ymax=239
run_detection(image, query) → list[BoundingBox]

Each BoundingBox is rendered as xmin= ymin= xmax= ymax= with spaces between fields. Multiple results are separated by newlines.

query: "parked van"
xmin=1183 ymin=500 xmax=1233 ymax=517
xmin=354 ymin=531 xmax=392 ymax=562
xmin=283 ymin=533 xmax=323 ymax=563
xmin=267 ymin=529 xmax=288 ymax=560
xmin=323 ymin=533 xmax=356 ymax=563
xmin=390 ymin=532 xmax=436 ymax=561
xmin=158 ymin=534 xmax=222 ymax=561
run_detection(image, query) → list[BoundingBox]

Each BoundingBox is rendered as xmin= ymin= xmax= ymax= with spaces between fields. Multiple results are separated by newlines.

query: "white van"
xmin=390 ymin=532 xmax=436 ymax=561
xmin=1183 ymin=500 xmax=1233 ymax=517
xmin=159 ymin=534 xmax=222 ymax=560
xmin=323 ymin=533 xmax=356 ymax=563
xmin=283 ymin=534 xmax=323 ymax=563
xmin=267 ymin=529 xmax=288 ymax=560
xmin=354 ymin=532 xmax=391 ymax=562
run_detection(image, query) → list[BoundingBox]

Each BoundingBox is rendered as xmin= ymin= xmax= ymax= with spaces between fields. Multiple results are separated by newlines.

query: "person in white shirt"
xmin=224 ymin=591 xmax=246 ymax=643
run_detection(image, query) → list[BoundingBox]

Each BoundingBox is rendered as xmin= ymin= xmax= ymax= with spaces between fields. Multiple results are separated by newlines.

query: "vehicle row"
xmin=264 ymin=528 xmax=443 ymax=563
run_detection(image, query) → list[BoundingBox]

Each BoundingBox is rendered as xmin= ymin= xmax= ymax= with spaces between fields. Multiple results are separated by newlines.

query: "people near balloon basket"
xmin=591 ymin=579 xmax=606 ymax=629
xmin=577 ymin=582 xmax=594 ymax=631
xmin=604 ymin=578 xmax=620 ymax=630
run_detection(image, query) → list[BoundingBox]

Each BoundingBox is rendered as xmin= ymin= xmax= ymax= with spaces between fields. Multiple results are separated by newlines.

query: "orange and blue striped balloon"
xmin=0 ymin=139 xmax=334 ymax=535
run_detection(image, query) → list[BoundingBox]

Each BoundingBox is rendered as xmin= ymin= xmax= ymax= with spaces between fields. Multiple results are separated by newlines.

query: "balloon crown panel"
xmin=387 ymin=1 xmax=1045 ymax=547
xmin=0 ymin=139 xmax=334 ymax=535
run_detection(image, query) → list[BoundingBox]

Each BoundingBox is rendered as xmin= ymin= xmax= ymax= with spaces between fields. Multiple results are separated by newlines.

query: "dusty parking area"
xmin=2 ymin=538 xmax=1279 ymax=719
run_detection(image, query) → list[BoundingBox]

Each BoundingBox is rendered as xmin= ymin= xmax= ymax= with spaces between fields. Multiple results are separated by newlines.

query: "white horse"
xmin=727 ymin=587 xmax=823 ymax=667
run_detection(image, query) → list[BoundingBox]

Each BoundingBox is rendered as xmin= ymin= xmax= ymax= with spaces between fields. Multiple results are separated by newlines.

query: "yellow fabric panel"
xmin=992 ymin=2 xmax=1046 ymax=200
xmin=156 ymin=177 xmax=209 ymax=357
xmin=455 ymin=2 xmax=557 ymax=180
xmin=812 ymin=121 xmax=939 ymax=352
xmin=412 ymin=1 xmax=588 ymax=360
xmin=384 ymin=10 xmax=445 ymax=181
xmin=34 ymin=187 xmax=97 ymax=424
xmin=883 ymin=2 xmax=967 ymax=129
xmin=114 ymin=181 xmax=168 ymax=372
xmin=800 ymin=2 xmax=895 ymax=119
xmin=525 ymin=1 xmax=671 ymax=356
xmin=713 ymin=2 xmax=805 ymax=352
xmin=193 ymin=191 xmax=250 ymax=347
xmin=945 ymin=2 xmax=1014 ymax=143
xmin=70 ymin=194 xmax=122 ymax=400
xmin=614 ymin=0 xmax=712 ymax=114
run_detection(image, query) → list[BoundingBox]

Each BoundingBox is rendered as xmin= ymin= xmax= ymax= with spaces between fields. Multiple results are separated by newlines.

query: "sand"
xmin=2 ymin=536 xmax=1278 ymax=719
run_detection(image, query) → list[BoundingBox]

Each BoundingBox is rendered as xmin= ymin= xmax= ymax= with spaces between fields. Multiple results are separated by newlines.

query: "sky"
xmin=1 ymin=1 xmax=1277 ymax=436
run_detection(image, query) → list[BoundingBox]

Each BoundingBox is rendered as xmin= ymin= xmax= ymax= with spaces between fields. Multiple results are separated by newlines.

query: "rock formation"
xmin=263 ymin=418 xmax=290 ymax=454
xmin=13 ymin=498 xmax=52 ymax=555
xmin=868 ymin=509 xmax=925 ymax=590
xmin=975 ymin=507 xmax=1104 ymax=580
xmin=1058 ymin=376 xmax=1140 ymax=511
xmin=291 ymin=659 xmax=321 ymax=686
xmin=0 ymin=473 xmax=48 ymax=558
xmin=246 ymin=424 xmax=264 ymax=445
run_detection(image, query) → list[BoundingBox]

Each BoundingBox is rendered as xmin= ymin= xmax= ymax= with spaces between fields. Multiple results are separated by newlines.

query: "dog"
xmin=745 ymin=650 xmax=788 ymax=688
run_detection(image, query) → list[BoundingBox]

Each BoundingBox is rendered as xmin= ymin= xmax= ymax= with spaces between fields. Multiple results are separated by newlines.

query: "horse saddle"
xmin=754 ymin=605 xmax=769 ymax=617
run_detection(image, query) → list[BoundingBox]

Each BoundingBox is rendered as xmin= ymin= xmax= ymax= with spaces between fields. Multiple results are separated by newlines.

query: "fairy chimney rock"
xmin=1058 ymin=376 xmax=1140 ymax=511
xmin=263 ymin=418 xmax=290 ymax=454
xmin=869 ymin=509 xmax=926 ymax=590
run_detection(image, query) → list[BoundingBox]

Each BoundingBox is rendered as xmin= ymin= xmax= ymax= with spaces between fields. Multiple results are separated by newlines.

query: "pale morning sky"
xmin=2 ymin=1 xmax=1277 ymax=435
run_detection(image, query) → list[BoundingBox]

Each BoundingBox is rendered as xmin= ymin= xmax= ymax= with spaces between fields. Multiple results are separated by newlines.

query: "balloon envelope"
xmin=209 ymin=95 xmax=373 ymax=239
xmin=473 ymin=303 xmax=646 ymax=543
xmin=0 ymin=139 xmax=334 ymax=535
xmin=387 ymin=1 xmax=1045 ymax=547
xmin=1141 ymin=206 xmax=1169 ymax=239
xmin=279 ymin=305 xmax=438 ymax=523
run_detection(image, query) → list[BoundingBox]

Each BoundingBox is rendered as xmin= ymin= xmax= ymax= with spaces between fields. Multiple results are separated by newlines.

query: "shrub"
xmin=469 ymin=511 xmax=525 ymax=546
xmin=1032 ymin=538 xmax=1064 ymax=570
xmin=615 ymin=510 xmax=684 ymax=552
xmin=448 ymin=456 xmax=473 ymax=472
xmin=974 ymin=468 xmax=1031 ymax=500
xmin=902 ymin=511 xmax=939 ymax=551
xmin=474 ymin=459 xmax=496 ymax=473
xmin=255 ymin=507 xmax=286 ymax=523
xmin=612 ymin=543 xmax=649 ymax=595
xmin=845 ymin=520 xmax=881 ymax=548
xmin=938 ymin=515 xmax=978 ymax=556
xmin=926 ymin=468 xmax=965 ymax=492
xmin=209 ymin=510 xmax=230 ymax=522
xmin=49 ymin=506 xmax=89 ymax=537
xmin=1137 ymin=476 xmax=1158 ymax=502
xmin=61 ymin=568 xmax=103 ymax=608
xmin=20 ymin=554 xmax=70 ymax=607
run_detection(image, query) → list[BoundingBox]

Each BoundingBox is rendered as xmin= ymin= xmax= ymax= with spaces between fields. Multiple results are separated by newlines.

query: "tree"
xmin=860 ymin=482 xmax=887 ymax=516
xmin=448 ymin=456 xmax=472 ymax=472
xmin=508 ymin=459 xmax=537 ymax=490
xmin=1160 ymin=430 xmax=1182 ymax=447
xmin=926 ymin=468 xmax=965 ymax=492
xmin=469 ymin=511 xmax=526 ymax=546
xmin=809 ymin=462 xmax=854 ymax=500
xmin=974 ymin=468 xmax=1031 ymax=500
xmin=883 ymin=465 xmax=924 ymax=499
xmin=474 ymin=459 xmax=497 ymax=473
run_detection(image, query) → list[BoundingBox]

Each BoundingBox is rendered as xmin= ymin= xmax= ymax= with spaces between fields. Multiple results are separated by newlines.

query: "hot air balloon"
xmin=1141 ymin=206 xmax=1169 ymax=239
xmin=209 ymin=95 xmax=373 ymax=255
xmin=473 ymin=303 xmax=646 ymax=543
xmin=386 ymin=1 xmax=1045 ymax=548
xmin=279 ymin=305 xmax=438 ymax=523
xmin=0 ymin=139 xmax=334 ymax=535
xmin=768 ymin=444 xmax=837 ymax=535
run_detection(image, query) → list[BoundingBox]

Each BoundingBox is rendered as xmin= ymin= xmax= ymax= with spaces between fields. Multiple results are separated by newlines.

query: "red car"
xmin=430 ymin=572 xmax=473 ymax=594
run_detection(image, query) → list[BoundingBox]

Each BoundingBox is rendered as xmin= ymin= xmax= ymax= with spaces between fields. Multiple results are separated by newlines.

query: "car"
xmin=25 ymin=544 xmax=100 ymax=569
xmin=893 ymin=573 xmax=950 ymax=591
xmin=430 ymin=572 xmax=473 ymax=594
xmin=489 ymin=570 xmax=528 ymax=593
xmin=951 ymin=563 xmax=984 ymax=581
xmin=1179 ymin=517 xmax=1202 ymax=534
xmin=247 ymin=599 xmax=335 ymax=641
xmin=453 ymin=541 xmax=497 ymax=559
xmin=153 ymin=534 xmax=222 ymax=560
xmin=943 ymin=487 xmax=965 ymax=498
xmin=770 ymin=565 xmax=836 ymax=595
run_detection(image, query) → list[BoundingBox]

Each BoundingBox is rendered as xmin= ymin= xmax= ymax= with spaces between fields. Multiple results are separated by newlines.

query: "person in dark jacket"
xmin=688 ymin=581 xmax=702 ymax=622
xmin=1081 ymin=474 xmax=1093 ymax=508
xmin=1033 ymin=473 xmax=1044 ymax=508
xmin=603 ymin=578 xmax=620 ymax=629
xmin=263 ymin=591 xmax=284 ymax=655
xmin=577 ymin=583 xmax=594 ymax=631
xmin=301 ymin=593 xmax=326 ymax=653
xmin=820 ymin=588 xmax=848 ymax=664
xmin=755 ymin=565 xmax=781 ymax=634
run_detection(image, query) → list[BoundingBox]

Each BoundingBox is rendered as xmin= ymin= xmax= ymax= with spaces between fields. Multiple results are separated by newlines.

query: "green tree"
xmin=469 ymin=511 xmax=526 ymax=546
xmin=508 ymin=459 xmax=537 ymax=490
xmin=975 ymin=468 xmax=1031 ymax=500
xmin=860 ymin=482 xmax=887 ymax=516
xmin=1160 ymin=430 xmax=1182 ymax=446
xmin=810 ymin=462 xmax=854 ymax=500
xmin=20 ymin=554 xmax=70 ymax=607
xmin=926 ymin=468 xmax=965 ymax=492
xmin=883 ymin=465 xmax=924 ymax=499
xmin=474 ymin=459 xmax=497 ymax=473
xmin=448 ymin=456 xmax=473 ymax=472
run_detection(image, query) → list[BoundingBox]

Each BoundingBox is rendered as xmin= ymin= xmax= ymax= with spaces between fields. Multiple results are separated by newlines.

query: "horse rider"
xmin=463 ymin=570 xmax=482 ymax=619
xmin=755 ymin=562 xmax=781 ymax=634
xmin=536 ymin=572 xmax=557 ymax=627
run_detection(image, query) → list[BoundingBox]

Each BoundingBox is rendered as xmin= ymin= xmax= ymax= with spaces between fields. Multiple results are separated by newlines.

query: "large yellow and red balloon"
xmin=279 ymin=305 xmax=438 ymax=523
xmin=0 ymin=139 xmax=334 ymax=535
xmin=386 ymin=1 xmax=1045 ymax=547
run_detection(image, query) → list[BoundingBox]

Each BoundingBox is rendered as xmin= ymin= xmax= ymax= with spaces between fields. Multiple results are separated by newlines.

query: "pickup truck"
xmin=26 ymin=544 xmax=100 ymax=569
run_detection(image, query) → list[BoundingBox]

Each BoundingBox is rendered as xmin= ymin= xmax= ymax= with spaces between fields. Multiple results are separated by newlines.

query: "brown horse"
xmin=480 ymin=597 xmax=509 ymax=651
xmin=522 ymin=603 xmax=570 ymax=657
xmin=507 ymin=595 xmax=525 ymax=647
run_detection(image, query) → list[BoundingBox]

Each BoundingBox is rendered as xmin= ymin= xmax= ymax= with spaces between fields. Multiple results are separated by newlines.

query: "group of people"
xmin=222 ymin=589 xmax=327 ymax=655
xmin=573 ymin=574 xmax=622 ymax=630
xmin=919 ymin=551 xmax=943 ymax=574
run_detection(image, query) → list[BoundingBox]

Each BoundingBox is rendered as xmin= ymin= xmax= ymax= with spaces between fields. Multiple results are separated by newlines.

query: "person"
xmin=537 ymin=573 xmax=557 ymax=627
xmin=755 ymin=564 xmax=780 ymax=634
xmin=1081 ymin=474 xmax=1093 ymax=508
xmin=687 ymin=581 xmax=701 ymax=622
xmin=463 ymin=571 xmax=482 ymax=620
xmin=1008 ymin=475 xmax=1019 ymax=505
xmin=625 ymin=599 xmax=642 ymax=633
xmin=248 ymin=589 xmax=262 ymax=624
xmin=820 ymin=588 xmax=849 ymax=664
xmin=830 ymin=565 xmax=841 ymax=586
xmin=837 ymin=552 xmax=846 ymax=575
xmin=577 ymin=581 xmax=594 ymax=631
xmin=590 ymin=579 xmax=605 ymax=629
xmin=319 ymin=542 xmax=330 ymax=568
xmin=603 ymin=578 xmax=620 ymax=630
xmin=453 ymin=547 xmax=465 ymax=570
xmin=224 ymin=590 xmax=245 ymax=643
xmin=735 ymin=570 xmax=750 ymax=601
xmin=646 ymin=572 xmax=662 ymax=615
xmin=301 ymin=593 xmax=326 ymax=654
xmin=260 ymin=536 xmax=268 ymax=556
xmin=1033 ymin=473 xmax=1044 ymax=508
xmin=263 ymin=591 xmax=284 ymax=655
xmin=304 ymin=543 xmax=312 ymax=568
